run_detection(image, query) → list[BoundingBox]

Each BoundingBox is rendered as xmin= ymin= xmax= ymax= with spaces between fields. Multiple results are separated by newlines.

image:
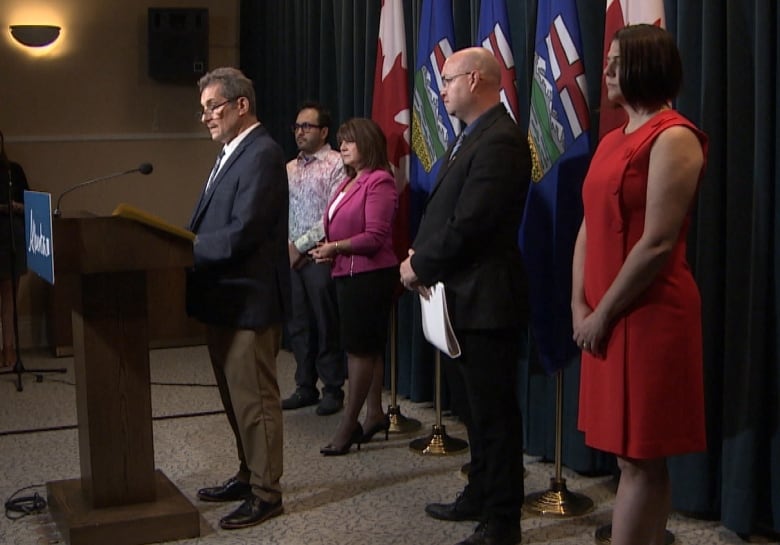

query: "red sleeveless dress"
xmin=577 ymin=110 xmax=708 ymax=459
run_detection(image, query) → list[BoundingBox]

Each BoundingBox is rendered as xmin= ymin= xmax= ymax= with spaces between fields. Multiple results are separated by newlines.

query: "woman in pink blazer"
xmin=310 ymin=118 xmax=398 ymax=455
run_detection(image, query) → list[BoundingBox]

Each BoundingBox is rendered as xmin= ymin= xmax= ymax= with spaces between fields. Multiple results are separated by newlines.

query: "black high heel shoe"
xmin=361 ymin=415 xmax=390 ymax=443
xmin=320 ymin=424 xmax=363 ymax=456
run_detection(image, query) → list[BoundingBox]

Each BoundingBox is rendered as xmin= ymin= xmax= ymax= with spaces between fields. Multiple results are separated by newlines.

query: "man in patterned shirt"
xmin=282 ymin=102 xmax=346 ymax=415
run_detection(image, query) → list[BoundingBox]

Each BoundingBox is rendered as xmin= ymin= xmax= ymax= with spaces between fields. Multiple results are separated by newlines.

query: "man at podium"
xmin=185 ymin=67 xmax=291 ymax=530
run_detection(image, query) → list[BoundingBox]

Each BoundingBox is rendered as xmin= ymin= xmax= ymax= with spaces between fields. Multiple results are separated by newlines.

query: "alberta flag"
xmin=410 ymin=0 xmax=459 ymax=203
xmin=599 ymin=0 xmax=665 ymax=138
xmin=519 ymin=0 xmax=591 ymax=374
xmin=371 ymin=0 xmax=411 ymax=260
xmin=477 ymin=0 xmax=519 ymax=122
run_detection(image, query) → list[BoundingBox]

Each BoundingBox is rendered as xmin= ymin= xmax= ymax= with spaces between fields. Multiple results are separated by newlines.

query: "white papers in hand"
xmin=419 ymin=282 xmax=461 ymax=358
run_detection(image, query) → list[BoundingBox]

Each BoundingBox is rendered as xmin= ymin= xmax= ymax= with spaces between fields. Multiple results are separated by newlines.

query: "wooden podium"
xmin=46 ymin=212 xmax=201 ymax=545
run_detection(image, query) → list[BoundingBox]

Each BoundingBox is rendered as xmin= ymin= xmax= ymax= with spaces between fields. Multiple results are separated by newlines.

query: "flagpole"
xmin=524 ymin=369 xmax=593 ymax=516
xmin=409 ymin=351 xmax=468 ymax=455
xmin=387 ymin=302 xmax=421 ymax=434
xmin=370 ymin=0 xmax=419 ymax=438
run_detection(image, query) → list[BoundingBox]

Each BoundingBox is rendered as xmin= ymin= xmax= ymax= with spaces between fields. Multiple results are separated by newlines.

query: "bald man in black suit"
xmin=400 ymin=47 xmax=530 ymax=545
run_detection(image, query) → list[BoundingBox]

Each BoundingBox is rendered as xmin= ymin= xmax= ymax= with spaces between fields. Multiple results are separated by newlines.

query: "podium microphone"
xmin=53 ymin=162 xmax=154 ymax=217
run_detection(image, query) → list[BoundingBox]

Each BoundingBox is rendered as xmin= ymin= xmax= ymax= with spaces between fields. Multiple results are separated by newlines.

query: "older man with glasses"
xmin=186 ymin=66 xmax=291 ymax=531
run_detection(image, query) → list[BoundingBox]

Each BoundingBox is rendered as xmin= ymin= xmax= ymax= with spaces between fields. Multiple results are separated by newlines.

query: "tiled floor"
xmin=0 ymin=347 xmax=769 ymax=544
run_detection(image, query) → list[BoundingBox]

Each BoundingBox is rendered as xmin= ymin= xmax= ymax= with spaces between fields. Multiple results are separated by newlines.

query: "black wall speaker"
xmin=148 ymin=8 xmax=208 ymax=84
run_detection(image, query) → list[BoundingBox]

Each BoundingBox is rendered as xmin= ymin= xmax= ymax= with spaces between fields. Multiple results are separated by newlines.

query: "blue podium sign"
xmin=23 ymin=190 xmax=55 ymax=285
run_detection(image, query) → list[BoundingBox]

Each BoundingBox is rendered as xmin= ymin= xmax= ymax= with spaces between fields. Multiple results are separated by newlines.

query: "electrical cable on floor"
xmin=150 ymin=381 xmax=218 ymax=387
xmin=0 ymin=409 xmax=226 ymax=437
xmin=1 ymin=361 xmax=220 ymax=437
xmin=42 ymin=377 xmax=218 ymax=388
xmin=4 ymin=484 xmax=47 ymax=521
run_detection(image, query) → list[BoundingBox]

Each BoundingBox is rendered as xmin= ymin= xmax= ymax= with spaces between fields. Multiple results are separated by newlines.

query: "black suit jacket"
xmin=186 ymin=124 xmax=291 ymax=330
xmin=411 ymin=104 xmax=530 ymax=330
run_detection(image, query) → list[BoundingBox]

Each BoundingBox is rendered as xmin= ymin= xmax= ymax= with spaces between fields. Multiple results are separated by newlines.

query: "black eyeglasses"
xmin=198 ymin=99 xmax=235 ymax=119
xmin=291 ymin=122 xmax=323 ymax=133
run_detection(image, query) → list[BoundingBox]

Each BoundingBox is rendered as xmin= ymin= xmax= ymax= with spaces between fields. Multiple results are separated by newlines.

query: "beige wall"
xmin=1 ymin=0 xmax=240 ymax=347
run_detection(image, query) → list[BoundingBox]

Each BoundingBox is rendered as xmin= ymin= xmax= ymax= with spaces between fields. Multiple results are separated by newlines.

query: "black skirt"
xmin=334 ymin=266 xmax=398 ymax=355
xmin=0 ymin=216 xmax=27 ymax=281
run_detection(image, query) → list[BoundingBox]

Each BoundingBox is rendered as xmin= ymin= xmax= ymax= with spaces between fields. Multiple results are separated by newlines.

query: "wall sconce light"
xmin=10 ymin=25 xmax=61 ymax=47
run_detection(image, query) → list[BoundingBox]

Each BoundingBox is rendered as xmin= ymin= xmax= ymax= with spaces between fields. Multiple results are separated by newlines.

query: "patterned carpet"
xmin=0 ymin=347 xmax=759 ymax=545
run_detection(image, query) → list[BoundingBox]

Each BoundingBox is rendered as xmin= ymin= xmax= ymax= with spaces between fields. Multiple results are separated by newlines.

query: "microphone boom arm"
xmin=53 ymin=163 xmax=153 ymax=216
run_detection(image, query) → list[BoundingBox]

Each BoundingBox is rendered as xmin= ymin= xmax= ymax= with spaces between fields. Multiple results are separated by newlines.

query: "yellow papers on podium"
xmin=419 ymin=282 xmax=461 ymax=358
xmin=112 ymin=203 xmax=195 ymax=241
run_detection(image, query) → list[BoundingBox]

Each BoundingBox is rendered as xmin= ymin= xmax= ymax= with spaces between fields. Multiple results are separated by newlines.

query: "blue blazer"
xmin=186 ymin=124 xmax=291 ymax=329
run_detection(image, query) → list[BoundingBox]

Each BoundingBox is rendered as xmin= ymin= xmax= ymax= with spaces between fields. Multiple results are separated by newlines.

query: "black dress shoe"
xmin=197 ymin=477 xmax=252 ymax=502
xmin=219 ymin=496 xmax=283 ymax=530
xmin=282 ymin=389 xmax=319 ymax=410
xmin=316 ymin=391 xmax=344 ymax=416
xmin=425 ymin=491 xmax=483 ymax=521
xmin=455 ymin=520 xmax=521 ymax=545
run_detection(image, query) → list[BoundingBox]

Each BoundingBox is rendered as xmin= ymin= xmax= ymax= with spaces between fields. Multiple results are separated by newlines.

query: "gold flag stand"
xmin=525 ymin=370 xmax=593 ymax=516
xmin=409 ymin=351 xmax=468 ymax=455
xmin=386 ymin=304 xmax=421 ymax=434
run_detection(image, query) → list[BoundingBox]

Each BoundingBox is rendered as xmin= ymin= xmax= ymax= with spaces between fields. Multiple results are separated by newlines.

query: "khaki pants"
xmin=206 ymin=324 xmax=283 ymax=503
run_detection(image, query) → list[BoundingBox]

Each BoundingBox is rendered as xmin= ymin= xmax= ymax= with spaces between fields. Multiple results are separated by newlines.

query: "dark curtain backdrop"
xmin=240 ymin=0 xmax=780 ymax=538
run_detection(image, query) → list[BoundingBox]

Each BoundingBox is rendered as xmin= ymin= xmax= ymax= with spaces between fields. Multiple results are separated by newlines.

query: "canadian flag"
xmin=371 ymin=0 xmax=411 ymax=261
xmin=598 ymin=0 xmax=665 ymax=138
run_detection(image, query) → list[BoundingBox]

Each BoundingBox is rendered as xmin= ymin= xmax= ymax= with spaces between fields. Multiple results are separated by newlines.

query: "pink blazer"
xmin=324 ymin=168 xmax=398 ymax=277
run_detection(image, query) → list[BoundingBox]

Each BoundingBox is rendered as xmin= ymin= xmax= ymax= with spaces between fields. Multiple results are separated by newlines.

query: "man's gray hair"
xmin=198 ymin=67 xmax=257 ymax=115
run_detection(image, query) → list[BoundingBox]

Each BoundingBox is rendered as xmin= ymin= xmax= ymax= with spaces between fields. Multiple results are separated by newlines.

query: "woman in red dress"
xmin=572 ymin=25 xmax=708 ymax=545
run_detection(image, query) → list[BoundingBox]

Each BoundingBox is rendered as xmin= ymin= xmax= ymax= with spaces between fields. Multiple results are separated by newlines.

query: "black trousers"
xmin=286 ymin=259 xmax=344 ymax=394
xmin=454 ymin=328 xmax=524 ymax=523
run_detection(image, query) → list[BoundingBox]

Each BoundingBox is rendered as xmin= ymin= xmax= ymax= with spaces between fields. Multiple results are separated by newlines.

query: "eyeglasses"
xmin=198 ymin=99 xmax=235 ymax=119
xmin=441 ymin=71 xmax=474 ymax=88
xmin=291 ymin=122 xmax=323 ymax=133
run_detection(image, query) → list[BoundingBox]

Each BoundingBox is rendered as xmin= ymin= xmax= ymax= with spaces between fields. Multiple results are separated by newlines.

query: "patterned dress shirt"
xmin=287 ymin=144 xmax=345 ymax=252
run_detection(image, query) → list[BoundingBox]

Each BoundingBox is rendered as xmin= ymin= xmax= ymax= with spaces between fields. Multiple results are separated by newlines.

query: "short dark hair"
xmin=615 ymin=24 xmax=682 ymax=110
xmin=336 ymin=118 xmax=391 ymax=178
xmin=298 ymin=101 xmax=332 ymax=129
xmin=198 ymin=67 xmax=257 ymax=115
